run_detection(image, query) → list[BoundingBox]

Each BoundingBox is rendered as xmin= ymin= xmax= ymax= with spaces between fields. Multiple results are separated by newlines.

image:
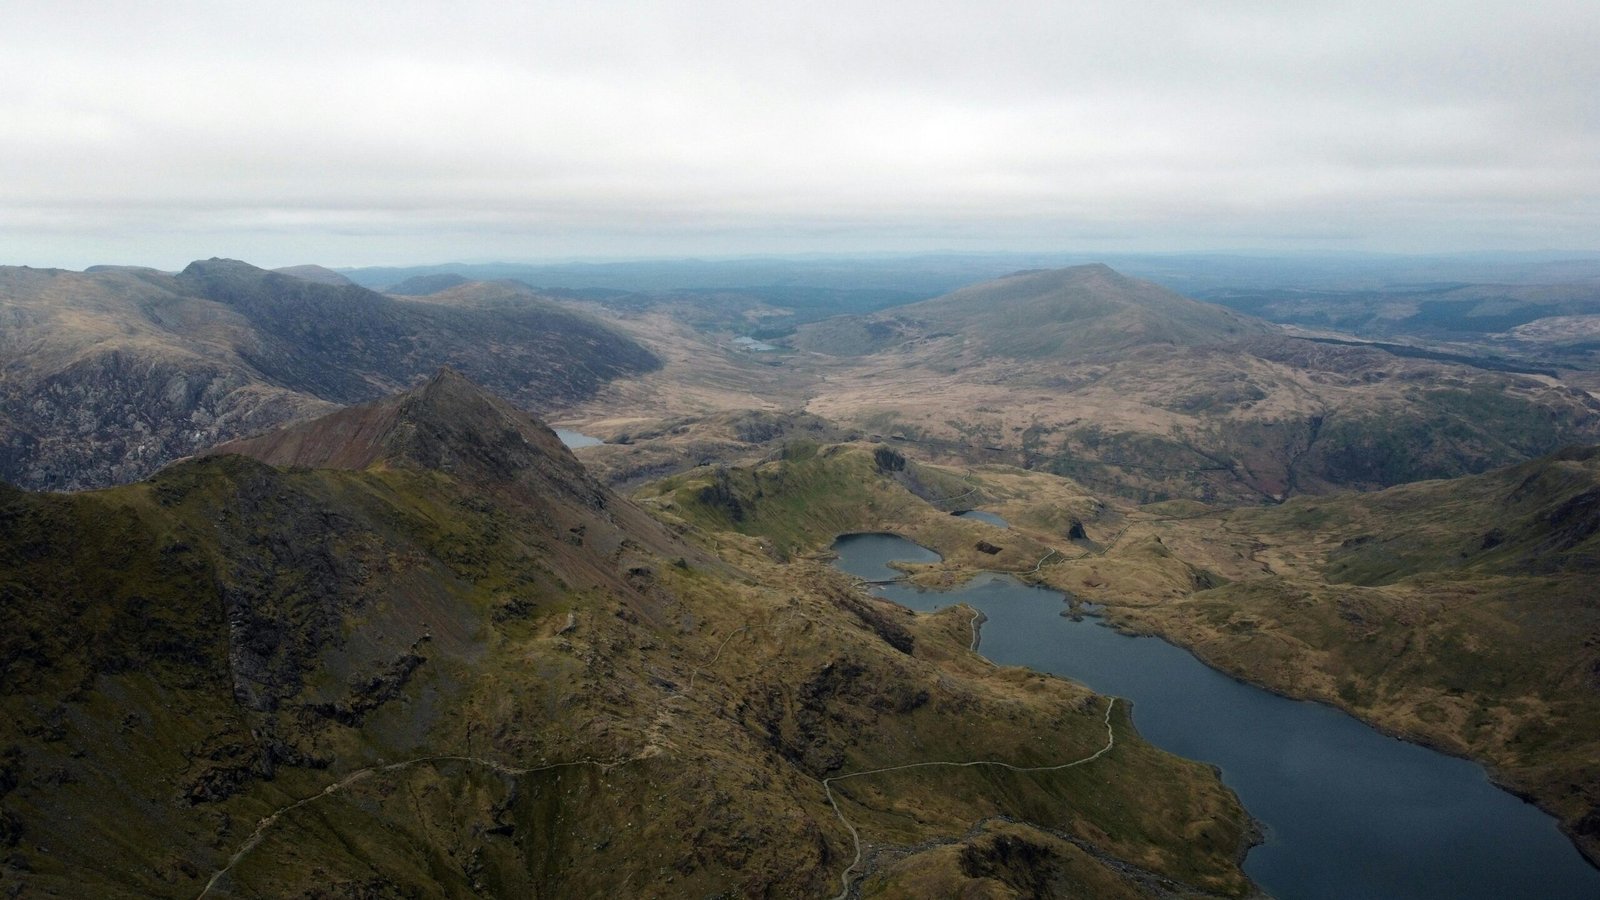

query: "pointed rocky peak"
xmin=209 ymin=369 xmax=600 ymax=499
xmin=391 ymin=367 xmax=586 ymax=478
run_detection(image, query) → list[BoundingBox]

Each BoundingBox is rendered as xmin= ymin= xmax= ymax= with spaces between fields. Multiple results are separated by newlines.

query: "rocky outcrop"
xmin=0 ymin=260 xmax=659 ymax=491
xmin=1 ymin=352 xmax=330 ymax=490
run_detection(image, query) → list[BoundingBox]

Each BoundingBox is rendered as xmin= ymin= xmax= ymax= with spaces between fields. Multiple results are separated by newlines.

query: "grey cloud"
xmin=2 ymin=0 xmax=1597 ymax=267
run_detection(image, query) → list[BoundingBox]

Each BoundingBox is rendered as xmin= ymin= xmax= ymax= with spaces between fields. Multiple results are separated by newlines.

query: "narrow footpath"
xmin=197 ymin=604 xmax=1118 ymax=900
xmin=820 ymin=697 xmax=1119 ymax=900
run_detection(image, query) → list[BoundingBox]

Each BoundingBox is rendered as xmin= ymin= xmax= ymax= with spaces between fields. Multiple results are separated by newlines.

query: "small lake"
xmin=554 ymin=428 xmax=604 ymax=449
xmin=955 ymin=509 xmax=1010 ymax=528
xmin=831 ymin=532 xmax=1600 ymax=900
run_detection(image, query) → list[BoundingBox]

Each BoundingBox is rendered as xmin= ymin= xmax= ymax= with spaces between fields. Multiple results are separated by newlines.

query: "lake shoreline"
xmin=833 ymin=531 xmax=1600 ymax=894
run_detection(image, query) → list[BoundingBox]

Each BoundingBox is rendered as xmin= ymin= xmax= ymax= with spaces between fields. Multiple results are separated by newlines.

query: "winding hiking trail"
xmin=196 ymin=611 xmax=798 ymax=900
xmin=195 ymin=753 xmax=633 ymax=899
xmin=820 ymin=697 xmax=1119 ymax=900
xmin=195 ymin=594 xmax=1114 ymax=900
xmin=928 ymin=468 xmax=982 ymax=507
xmin=1027 ymin=548 xmax=1059 ymax=574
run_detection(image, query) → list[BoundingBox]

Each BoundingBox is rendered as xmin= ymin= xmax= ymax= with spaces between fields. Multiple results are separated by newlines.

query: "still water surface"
xmin=955 ymin=509 xmax=1010 ymax=528
xmin=554 ymin=428 xmax=604 ymax=448
xmin=830 ymin=532 xmax=1600 ymax=900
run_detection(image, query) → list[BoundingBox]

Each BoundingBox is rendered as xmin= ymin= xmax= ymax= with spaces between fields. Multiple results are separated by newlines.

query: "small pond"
xmin=955 ymin=509 xmax=1010 ymax=528
xmin=554 ymin=428 xmax=604 ymax=449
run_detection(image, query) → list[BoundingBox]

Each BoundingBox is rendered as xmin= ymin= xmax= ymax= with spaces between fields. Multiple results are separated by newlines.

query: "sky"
xmin=3 ymin=0 xmax=1598 ymax=269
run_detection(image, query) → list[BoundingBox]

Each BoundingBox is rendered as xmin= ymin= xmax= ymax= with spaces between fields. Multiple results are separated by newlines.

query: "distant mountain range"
xmin=336 ymin=252 xmax=1600 ymax=296
xmin=0 ymin=259 xmax=658 ymax=490
xmin=6 ymin=257 xmax=1600 ymax=505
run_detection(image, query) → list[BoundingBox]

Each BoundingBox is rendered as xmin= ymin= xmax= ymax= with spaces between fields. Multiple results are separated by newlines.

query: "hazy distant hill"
xmin=1205 ymin=280 xmax=1600 ymax=343
xmin=769 ymin=265 xmax=1600 ymax=501
xmin=384 ymin=272 xmax=470 ymax=295
xmin=340 ymin=252 xmax=1600 ymax=297
xmin=0 ymin=260 xmax=658 ymax=490
xmin=271 ymin=264 xmax=354 ymax=286
xmin=793 ymin=264 xmax=1268 ymax=358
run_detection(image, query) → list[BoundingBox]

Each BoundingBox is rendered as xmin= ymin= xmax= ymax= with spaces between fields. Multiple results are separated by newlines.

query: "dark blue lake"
xmin=831 ymin=532 xmax=1600 ymax=900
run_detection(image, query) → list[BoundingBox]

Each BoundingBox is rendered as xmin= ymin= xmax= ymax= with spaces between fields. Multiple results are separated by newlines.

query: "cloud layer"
xmin=4 ymin=0 xmax=1597 ymax=267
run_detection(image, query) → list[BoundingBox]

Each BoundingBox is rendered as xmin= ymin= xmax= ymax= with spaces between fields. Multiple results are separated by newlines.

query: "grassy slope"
xmin=0 ymin=449 xmax=1254 ymax=898
xmin=636 ymin=443 xmax=1101 ymax=575
xmin=646 ymin=439 xmax=1600 ymax=870
xmin=1078 ymin=448 xmax=1600 ymax=864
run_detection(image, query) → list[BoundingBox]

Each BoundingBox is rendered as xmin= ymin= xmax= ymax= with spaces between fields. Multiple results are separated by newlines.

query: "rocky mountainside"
xmin=0 ymin=260 xmax=659 ymax=491
xmin=0 ymin=374 xmax=1256 ymax=899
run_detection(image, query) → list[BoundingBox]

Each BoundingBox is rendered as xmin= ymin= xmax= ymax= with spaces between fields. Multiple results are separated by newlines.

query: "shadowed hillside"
xmin=0 ymin=260 xmax=659 ymax=490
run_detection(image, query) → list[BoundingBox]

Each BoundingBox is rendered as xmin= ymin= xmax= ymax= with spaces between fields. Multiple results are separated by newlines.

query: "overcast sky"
xmin=3 ymin=0 xmax=1598 ymax=268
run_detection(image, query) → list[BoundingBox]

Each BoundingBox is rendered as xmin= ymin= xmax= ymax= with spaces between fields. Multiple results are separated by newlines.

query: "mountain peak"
xmin=273 ymin=264 xmax=354 ymax=286
xmin=793 ymin=263 xmax=1269 ymax=359
xmin=210 ymin=370 xmax=600 ymax=500
xmin=179 ymin=257 xmax=263 ymax=278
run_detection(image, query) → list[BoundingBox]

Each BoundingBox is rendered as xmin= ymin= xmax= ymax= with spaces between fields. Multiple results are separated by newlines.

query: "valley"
xmin=831 ymin=534 xmax=1600 ymax=900
xmin=11 ymin=2 xmax=1600 ymax=896
xmin=560 ymin=264 xmax=1600 ymax=503
xmin=639 ymin=438 xmax=1600 ymax=875
xmin=0 ymin=372 xmax=1256 ymax=898
xmin=5 ymin=257 xmax=1600 ymax=898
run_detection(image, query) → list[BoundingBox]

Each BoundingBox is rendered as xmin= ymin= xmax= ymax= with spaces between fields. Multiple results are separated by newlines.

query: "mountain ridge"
xmin=0 ymin=259 xmax=660 ymax=490
xmin=0 ymin=373 xmax=1256 ymax=898
xmin=209 ymin=367 xmax=607 ymax=507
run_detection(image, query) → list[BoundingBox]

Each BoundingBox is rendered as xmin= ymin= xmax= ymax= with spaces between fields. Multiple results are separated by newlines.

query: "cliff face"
xmin=0 ymin=375 xmax=1255 ymax=899
xmin=0 ymin=260 xmax=660 ymax=491
xmin=1 ymin=351 xmax=334 ymax=491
